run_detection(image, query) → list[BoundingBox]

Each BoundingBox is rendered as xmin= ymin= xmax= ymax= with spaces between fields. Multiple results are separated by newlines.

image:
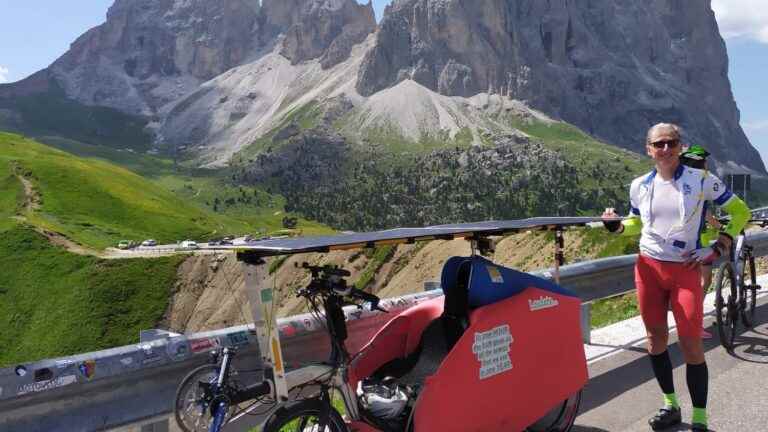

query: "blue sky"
xmin=0 ymin=0 xmax=766 ymax=169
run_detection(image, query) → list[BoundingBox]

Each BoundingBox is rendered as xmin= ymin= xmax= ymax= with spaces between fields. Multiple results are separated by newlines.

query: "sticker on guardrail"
xmin=167 ymin=339 xmax=191 ymax=360
xmin=34 ymin=368 xmax=53 ymax=382
xmin=119 ymin=357 xmax=136 ymax=367
xmin=227 ymin=331 xmax=250 ymax=347
xmin=78 ymin=361 xmax=96 ymax=380
xmin=189 ymin=337 xmax=221 ymax=353
xmin=279 ymin=324 xmax=297 ymax=337
xmin=18 ymin=374 xmax=76 ymax=395
xmin=472 ymin=325 xmax=514 ymax=380
xmin=302 ymin=318 xmax=318 ymax=331
xmin=55 ymin=359 xmax=74 ymax=370
xmin=138 ymin=343 xmax=163 ymax=365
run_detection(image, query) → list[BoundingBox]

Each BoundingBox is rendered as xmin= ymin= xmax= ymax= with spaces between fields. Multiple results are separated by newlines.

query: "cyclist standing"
xmin=602 ymin=123 xmax=750 ymax=432
xmin=679 ymin=145 xmax=722 ymax=297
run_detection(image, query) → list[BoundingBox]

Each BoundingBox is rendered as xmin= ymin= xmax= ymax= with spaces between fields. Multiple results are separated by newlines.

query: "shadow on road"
xmin=728 ymin=322 xmax=768 ymax=363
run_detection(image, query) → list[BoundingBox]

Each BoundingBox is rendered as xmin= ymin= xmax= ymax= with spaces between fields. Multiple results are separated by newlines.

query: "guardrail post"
xmin=580 ymin=303 xmax=592 ymax=345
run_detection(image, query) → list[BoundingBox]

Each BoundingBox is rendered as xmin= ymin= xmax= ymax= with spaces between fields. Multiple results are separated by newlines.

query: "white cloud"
xmin=0 ymin=66 xmax=9 ymax=83
xmin=712 ymin=0 xmax=768 ymax=43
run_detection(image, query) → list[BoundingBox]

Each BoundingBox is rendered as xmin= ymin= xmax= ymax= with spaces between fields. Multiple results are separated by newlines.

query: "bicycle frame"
xmin=733 ymin=232 xmax=746 ymax=288
xmin=236 ymin=255 xmax=365 ymax=428
xmin=240 ymin=255 xmax=290 ymax=401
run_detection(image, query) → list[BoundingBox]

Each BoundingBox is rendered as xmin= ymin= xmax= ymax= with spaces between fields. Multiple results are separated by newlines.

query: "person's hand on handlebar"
xmin=682 ymin=235 xmax=730 ymax=268
xmin=602 ymin=207 xmax=623 ymax=233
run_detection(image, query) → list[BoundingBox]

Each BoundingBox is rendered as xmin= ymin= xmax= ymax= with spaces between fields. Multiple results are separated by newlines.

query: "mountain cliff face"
xmin=39 ymin=0 xmax=375 ymax=116
xmin=356 ymin=0 xmax=762 ymax=174
xmin=1 ymin=0 xmax=765 ymax=228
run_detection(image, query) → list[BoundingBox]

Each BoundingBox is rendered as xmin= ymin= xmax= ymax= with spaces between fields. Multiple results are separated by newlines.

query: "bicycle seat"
xmin=395 ymin=259 xmax=472 ymax=388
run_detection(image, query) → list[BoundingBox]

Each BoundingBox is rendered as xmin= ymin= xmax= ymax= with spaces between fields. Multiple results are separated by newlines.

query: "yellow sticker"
xmin=486 ymin=265 xmax=504 ymax=283
xmin=271 ymin=338 xmax=284 ymax=373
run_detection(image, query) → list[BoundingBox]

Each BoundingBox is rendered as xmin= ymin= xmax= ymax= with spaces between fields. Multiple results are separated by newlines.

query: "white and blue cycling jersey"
xmin=627 ymin=164 xmax=739 ymax=262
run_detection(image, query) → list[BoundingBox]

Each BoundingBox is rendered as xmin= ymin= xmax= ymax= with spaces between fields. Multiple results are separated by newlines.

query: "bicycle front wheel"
xmin=741 ymin=253 xmax=758 ymax=328
xmin=526 ymin=390 xmax=582 ymax=432
xmin=715 ymin=261 xmax=738 ymax=351
xmin=175 ymin=364 xmax=234 ymax=432
xmin=263 ymin=399 xmax=347 ymax=432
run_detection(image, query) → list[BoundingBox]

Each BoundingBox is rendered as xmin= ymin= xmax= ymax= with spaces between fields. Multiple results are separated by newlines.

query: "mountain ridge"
xmin=0 ymin=0 xmax=763 ymax=176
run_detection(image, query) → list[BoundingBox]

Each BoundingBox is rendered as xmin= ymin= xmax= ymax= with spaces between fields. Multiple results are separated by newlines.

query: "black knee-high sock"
xmin=649 ymin=351 xmax=675 ymax=395
xmin=686 ymin=362 xmax=708 ymax=408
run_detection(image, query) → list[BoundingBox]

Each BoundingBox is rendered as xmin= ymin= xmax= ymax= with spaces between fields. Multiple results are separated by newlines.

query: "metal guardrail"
xmin=2 ymin=230 xmax=767 ymax=432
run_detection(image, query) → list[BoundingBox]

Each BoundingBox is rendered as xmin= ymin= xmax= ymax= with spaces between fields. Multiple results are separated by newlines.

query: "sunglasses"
xmin=649 ymin=139 xmax=680 ymax=149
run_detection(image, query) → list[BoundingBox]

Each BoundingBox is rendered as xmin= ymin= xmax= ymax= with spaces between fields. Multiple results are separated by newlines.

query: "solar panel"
xmin=216 ymin=216 xmax=606 ymax=257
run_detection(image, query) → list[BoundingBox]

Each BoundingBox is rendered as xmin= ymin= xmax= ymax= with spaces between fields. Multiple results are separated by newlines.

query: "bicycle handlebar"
xmin=348 ymin=287 xmax=388 ymax=313
xmin=297 ymin=262 xmax=388 ymax=312
xmin=299 ymin=262 xmax=351 ymax=277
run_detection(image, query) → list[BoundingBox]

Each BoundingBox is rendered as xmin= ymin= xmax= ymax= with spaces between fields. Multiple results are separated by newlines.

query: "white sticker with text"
xmin=472 ymin=325 xmax=513 ymax=380
xmin=17 ymin=374 xmax=77 ymax=395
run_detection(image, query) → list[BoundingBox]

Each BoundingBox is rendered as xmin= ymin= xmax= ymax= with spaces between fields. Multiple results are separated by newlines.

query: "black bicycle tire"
xmin=741 ymin=252 xmax=758 ymax=328
xmin=262 ymin=399 xmax=347 ymax=432
xmin=525 ymin=390 xmax=582 ymax=432
xmin=715 ymin=261 xmax=738 ymax=351
xmin=175 ymin=364 xmax=232 ymax=432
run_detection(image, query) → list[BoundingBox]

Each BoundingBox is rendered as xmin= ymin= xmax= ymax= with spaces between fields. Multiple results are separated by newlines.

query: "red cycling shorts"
xmin=635 ymin=254 xmax=703 ymax=338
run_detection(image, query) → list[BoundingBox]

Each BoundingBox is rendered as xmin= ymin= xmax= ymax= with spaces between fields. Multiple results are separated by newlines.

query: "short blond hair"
xmin=646 ymin=123 xmax=681 ymax=144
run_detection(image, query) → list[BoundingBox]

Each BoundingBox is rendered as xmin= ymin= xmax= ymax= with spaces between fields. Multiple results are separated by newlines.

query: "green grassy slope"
xmin=32 ymin=134 xmax=332 ymax=240
xmin=0 ymin=160 xmax=22 ymax=231
xmin=0 ymin=132 xmax=332 ymax=366
xmin=0 ymin=227 xmax=185 ymax=366
xmin=0 ymin=132 xmax=256 ymax=248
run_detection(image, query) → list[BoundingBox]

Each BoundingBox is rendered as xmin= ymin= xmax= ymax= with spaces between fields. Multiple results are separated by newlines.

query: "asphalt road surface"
xmin=575 ymin=299 xmax=768 ymax=432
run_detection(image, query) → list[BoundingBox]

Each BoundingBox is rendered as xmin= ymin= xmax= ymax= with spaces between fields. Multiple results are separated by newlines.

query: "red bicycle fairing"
xmin=348 ymin=297 xmax=444 ymax=389
xmin=414 ymin=286 xmax=586 ymax=431
xmin=413 ymin=257 xmax=587 ymax=431
xmin=349 ymin=256 xmax=587 ymax=431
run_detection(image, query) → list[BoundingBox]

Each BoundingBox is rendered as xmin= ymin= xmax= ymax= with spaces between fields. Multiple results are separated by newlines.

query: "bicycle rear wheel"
xmin=262 ymin=399 xmax=347 ymax=432
xmin=741 ymin=252 xmax=758 ymax=328
xmin=526 ymin=390 xmax=582 ymax=432
xmin=715 ymin=261 xmax=738 ymax=351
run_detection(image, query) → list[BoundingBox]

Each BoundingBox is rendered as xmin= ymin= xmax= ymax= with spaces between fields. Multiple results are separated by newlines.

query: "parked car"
xmin=117 ymin=240 xmax=133 ymax=250
xmin=141 ymin=239 xmax=157 ymax=247
xmin=179 ymin=240 xmax=199 ymax=249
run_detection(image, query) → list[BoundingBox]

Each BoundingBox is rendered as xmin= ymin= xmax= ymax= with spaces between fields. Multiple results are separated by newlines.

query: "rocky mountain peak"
xmin=43 ymin=0 xmax=373 ymax=116
xmin=276 ymin=0 xmax=376 ymax=68
xmin=356 ymin=0 xmax=764 ymax=174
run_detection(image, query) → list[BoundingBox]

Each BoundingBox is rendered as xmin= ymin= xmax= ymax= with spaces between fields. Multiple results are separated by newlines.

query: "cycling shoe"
xmin=648 ymin=406 xmax=681 ymax=430
xmin=691 ymin=423 xmax=708 ymax=432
